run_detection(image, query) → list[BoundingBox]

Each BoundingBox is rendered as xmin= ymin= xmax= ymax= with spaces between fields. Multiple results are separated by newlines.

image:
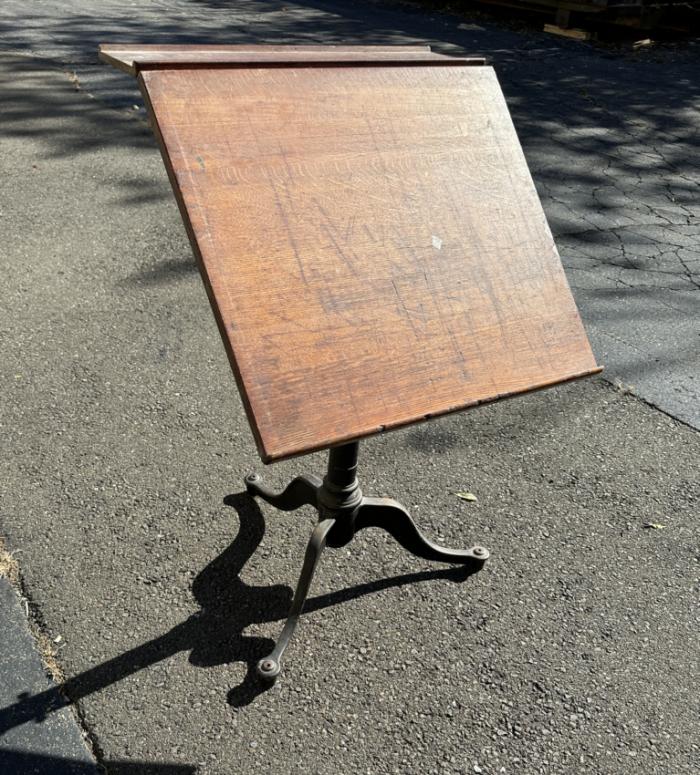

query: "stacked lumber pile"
xmin=471 ymin=0 xmax=699 ymax=35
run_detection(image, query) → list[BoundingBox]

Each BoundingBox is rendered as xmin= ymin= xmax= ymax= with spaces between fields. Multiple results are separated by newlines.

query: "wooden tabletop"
xmin=101 ymin=45 xmax=600 ymax=462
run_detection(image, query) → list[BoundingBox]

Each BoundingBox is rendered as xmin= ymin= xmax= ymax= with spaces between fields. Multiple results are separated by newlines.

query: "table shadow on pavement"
xmin=0 ymin=492 xmax=477 ymax=732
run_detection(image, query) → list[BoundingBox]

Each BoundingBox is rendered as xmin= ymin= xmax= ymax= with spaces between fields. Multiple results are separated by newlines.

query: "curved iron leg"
xmin=256 ymin=518 xmax=336 ymax=682
xmin=354 ymin=497 xmax=489 ymax=569
xmin=245 ymin=473 xmax=321 ymax=511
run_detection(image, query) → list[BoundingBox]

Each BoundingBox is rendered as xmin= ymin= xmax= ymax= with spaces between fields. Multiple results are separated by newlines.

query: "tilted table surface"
xmin=101 ymin=44 xmax=600 ymax=463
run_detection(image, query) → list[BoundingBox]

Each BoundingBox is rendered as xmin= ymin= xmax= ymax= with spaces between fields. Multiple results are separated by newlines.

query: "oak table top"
xmin=100 ymin=45 xmax=600 ymax=462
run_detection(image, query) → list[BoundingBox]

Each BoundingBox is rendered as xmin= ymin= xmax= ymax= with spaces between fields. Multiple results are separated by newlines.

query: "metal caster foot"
xmin=256 ymin=657 xmax=281 ymax=683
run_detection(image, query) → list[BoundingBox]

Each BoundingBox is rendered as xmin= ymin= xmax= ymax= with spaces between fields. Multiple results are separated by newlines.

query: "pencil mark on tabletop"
xmin=245 ymin=113 xmax=308 ymax=285
xmin=315 ymin=198 xmax=359 ymax=274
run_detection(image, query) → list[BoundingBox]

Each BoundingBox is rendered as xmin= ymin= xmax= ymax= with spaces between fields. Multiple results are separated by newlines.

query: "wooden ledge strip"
xmin=98 ymin=44 xmax=484 ymax=77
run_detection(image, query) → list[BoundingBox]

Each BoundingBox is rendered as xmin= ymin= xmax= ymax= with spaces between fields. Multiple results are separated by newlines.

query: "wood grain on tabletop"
xmin=134 ymin=59 xmax=599 ymax=462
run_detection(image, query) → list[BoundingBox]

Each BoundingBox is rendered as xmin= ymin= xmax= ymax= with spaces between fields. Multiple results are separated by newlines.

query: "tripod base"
xmin=245 ymin=442 xmax=488 ymax=683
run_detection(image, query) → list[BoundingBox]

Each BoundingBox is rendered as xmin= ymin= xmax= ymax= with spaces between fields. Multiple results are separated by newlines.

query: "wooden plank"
xmin=467 ymin=0 xmax=609 ymax=15
xmin=98 ymin=44 xmax=476 ymax=77
xmin=134 ymin=59 xmax=600 ymax=462
xmin=482 ymin=0 xmax=609 ymax=11
xmin=544 ymin=23 xmax=592 ymax=39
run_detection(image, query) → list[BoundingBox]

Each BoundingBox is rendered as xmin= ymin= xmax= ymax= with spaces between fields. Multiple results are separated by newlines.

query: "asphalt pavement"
xmin=0 ymin=2 xmax=698 ymax=774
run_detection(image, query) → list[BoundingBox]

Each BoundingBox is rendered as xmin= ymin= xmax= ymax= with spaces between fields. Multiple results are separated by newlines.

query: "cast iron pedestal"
xmin=245 ymin=441 xmax=489 ymax=682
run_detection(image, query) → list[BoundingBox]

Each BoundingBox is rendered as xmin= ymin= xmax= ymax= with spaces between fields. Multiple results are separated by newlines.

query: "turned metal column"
xmin=318 ymin=443 xmax=363 ymax=546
